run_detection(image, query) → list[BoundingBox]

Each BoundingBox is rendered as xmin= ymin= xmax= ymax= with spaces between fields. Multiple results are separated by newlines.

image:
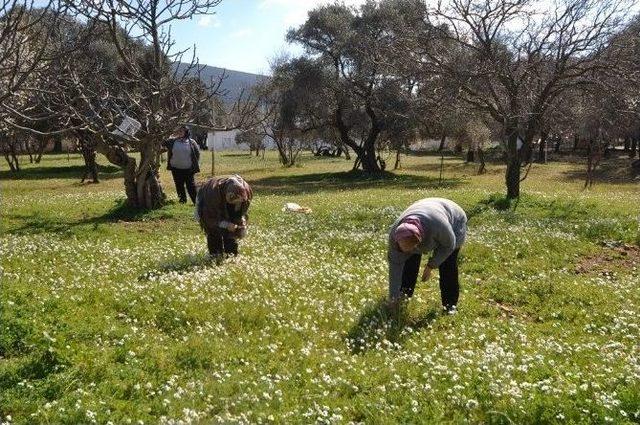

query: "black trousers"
xmin=207 ymin=229 xmax=238 ymax=256
xmin=400 ymin=249 xmax=460 ymax=307
xmin=170 ymin=169 xmax=197 ymax=204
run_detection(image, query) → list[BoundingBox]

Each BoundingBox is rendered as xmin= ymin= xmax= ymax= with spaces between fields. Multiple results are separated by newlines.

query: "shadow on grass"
xmin=466 ymin=192 xmax=597 ymax=223
xmin=560 ymin=158 xmax=640 ymax=186
xmin=139 ymin=252 xmax=212 ymax=281
xmin=466 ymin=193 xmax=515 ymax=220
xmin=346 ymin=298 xmax=438 ymax=355
xmin=465 ymin=192 xmax=638 ymax=243
xmin=220 ymin=153 xmax=255 ymax=158
xmin=0 ymin=164 xmax=122 ymax=181
xmin=251 ymin=170 xmax=461 ymax=195
xmin=404 ymin=160 xmax=507 ymax=176
xmin=5 ymin=199 xmax=180 ymax=236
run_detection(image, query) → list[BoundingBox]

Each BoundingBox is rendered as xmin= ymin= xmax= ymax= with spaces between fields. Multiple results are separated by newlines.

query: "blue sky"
xmin=170 ymin=0 xmax=639 ymax=76
xmin=169 ymin=0 xmax=365 ymax=75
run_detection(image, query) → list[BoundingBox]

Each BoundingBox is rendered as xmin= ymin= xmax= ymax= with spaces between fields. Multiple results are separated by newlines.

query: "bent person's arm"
xmin=427 ymin=224 xmax=456 ymax=268
xmin=218 ymin=221 xmax=236 ymax=231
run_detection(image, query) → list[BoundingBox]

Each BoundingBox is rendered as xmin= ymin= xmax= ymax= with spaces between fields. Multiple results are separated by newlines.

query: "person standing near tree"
xmin=388 ymin=198 xmax=467 ymax=315
xmin=164 ymin=125 xmax=200 ymax=204
xmin=196 ymin=174 xmax=252 ymax=259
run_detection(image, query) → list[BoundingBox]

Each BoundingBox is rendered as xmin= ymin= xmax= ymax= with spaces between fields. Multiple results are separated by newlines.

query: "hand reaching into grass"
xmin=219 ymin=221 xmax=238 ymax=232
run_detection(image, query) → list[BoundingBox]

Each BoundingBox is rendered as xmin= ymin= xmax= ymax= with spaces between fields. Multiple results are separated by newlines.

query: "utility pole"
xmin=211 ymin=147 xmax=215 ymax=176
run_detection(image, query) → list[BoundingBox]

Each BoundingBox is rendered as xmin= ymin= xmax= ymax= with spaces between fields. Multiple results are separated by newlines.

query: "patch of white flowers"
xmin=2 ymin=189 xmax=639 ymax=424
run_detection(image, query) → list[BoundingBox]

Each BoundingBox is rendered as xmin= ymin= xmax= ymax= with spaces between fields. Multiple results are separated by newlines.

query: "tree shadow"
xmin=251 ymin=170 xmax=461 ymax=195
xmin=220 ymin=153 xmax=254 ymax=157
xmin=5 ymin=199 xmax=180 ymax=236
xmin=560 ymin=158 xmax=639 ymax=186
xmin=0 ymin=164 xmax=122 ymax=181
xmin=138 ymin=252 xmax=213 ymax=281
xmin=346 ymin=298 xmax=439 ymax=355
xmin=99 ymin=199 xmax=180 ymax=222
xmin=466 ymin=193 xmax=515 ymax=220
xmin=404 ymin=160 xmax=502 ymax=174
xmin=466 ymin=192 xmax=605 ymax=224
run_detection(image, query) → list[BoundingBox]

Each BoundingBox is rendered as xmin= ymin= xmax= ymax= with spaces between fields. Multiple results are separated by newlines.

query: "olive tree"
xmin=430 ymin=0 xmax=629 ymax=198
xmin=59 ymin=0 xmax=260 ymax=208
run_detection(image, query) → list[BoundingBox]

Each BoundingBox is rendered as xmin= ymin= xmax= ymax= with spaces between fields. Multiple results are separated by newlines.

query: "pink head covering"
xmin=393 ymin=215 xmax=424 ymax=243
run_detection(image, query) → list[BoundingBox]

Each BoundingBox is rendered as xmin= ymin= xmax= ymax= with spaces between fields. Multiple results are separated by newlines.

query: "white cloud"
xmin=197 ymin=15 xmax=221 ymax=28
xmin=230 ymin=28 xmax=254 ymax=39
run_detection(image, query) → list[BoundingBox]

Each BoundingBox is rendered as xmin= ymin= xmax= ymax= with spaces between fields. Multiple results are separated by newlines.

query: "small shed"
xmin=205 ymin=130 xmax=273 ymax=151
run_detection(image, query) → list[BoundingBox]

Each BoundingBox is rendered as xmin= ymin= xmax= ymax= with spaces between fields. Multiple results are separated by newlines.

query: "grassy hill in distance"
xmin=175 ymin=62 xmax=268 ymax=103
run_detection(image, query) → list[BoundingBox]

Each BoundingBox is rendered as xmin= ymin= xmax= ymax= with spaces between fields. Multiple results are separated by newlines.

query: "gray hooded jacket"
xmin=387 ymin=198 xmax=467 ymax=299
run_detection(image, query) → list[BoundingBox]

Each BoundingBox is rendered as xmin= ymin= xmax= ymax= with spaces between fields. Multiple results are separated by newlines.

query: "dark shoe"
xmin=443 ymin=305 xmax=458 ymax=315
xmin=209 ymin=253 xmax=223 ymax=265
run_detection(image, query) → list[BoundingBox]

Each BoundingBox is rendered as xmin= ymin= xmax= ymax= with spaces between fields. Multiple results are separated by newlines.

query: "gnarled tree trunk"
xmin=537 ymin=131 xmax=548 ymax=163
xmin=34 ymin=138 xmax=45 ymax=164
xmin=135 ymin=141 xmax=165 ymax=209
xmin=78 ymin=134 xmax=99 ymax=183
xmin=357 ymin=143 xmax=381 ymax=173
xmin=394 ymin=146 xmax=401 ymax=170
xmin=335 ymin=104 xmax=381 ymax=174
xmin=437 ymin=133 xmax=447 ymax=152
xmin=505 ymin=128 xmax=521 ymax=199
xmin=2 ymin=137 xmax=20 ymax=172
xmin=630 ymin=138 xmax=638 ymax=159
xmin=343 ymin=145 xmax=351 ymax=160
xmin=477 ymin=148 xmax=486 ymax=174
xmin=466 ymin=148 xmax=475 ymax=163
xmin=97 ymin=138 xmax=165 ymax=208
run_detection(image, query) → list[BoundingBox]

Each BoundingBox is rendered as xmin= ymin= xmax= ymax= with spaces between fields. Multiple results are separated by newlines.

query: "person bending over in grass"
xmin=196 ymin=174 xmax=252 ymax=259
xmin=388 ymin=198 xmax=467 ymax=315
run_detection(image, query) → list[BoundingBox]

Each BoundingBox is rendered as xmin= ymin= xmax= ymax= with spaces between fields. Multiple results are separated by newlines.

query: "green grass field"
xmin=1 ymin=151 xmax=639 ymax=424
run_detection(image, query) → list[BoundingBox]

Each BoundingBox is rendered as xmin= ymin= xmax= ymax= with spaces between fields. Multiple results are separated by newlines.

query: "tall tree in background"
xmin=59 ymin=0 xmax=260 ymax=209
xmin=0 ymin=1 xmax=68 ymax=109
xmin=258 ymin=57 xmax=327 ymax=167
xmin=430 ymin=0 xmax=628 ymax=198
xmin=0 ymin=1 xmax=82 ymax=170
xmin=287 ymin=1 xmax=429 ymax=173
xmin=60 ymin=0 xmax=221 ymax=208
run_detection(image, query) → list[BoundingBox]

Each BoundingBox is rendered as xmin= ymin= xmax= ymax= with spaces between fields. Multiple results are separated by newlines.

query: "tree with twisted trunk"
xmin=286 ymin=1 xmax=430 ymax=173
xmin=50 ymin=0 xmax=262 ymax=209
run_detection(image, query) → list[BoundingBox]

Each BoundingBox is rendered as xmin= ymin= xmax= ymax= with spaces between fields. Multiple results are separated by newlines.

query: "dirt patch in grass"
xmin=575 ymin=243 xmax=640 ymax=274
xmin=489 ymin=299 xmax=535 ymax=321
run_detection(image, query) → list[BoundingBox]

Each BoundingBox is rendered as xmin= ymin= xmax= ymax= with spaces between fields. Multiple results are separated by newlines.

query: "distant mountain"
xmin=174 ymin=62 xmax=268 ymax=103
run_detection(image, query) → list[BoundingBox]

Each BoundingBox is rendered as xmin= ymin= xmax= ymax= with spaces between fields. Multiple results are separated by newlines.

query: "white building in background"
xmin=205 ymin=130 xmax=274 ymax=151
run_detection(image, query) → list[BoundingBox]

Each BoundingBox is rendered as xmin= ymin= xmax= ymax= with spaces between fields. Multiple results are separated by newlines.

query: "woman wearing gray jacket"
xmin=388 ymin=198 xmax=467 ymax=314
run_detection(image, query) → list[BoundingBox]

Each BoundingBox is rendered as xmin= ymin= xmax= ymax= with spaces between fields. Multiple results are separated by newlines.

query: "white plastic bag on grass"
xmin=282 ymin=202 xmax=312 ymax=214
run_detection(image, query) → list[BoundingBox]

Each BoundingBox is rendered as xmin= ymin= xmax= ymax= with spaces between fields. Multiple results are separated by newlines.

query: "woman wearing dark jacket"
xmin=196 ymin=174 xmax=252 ymax=258
xmin=163 ymin=126 xmax=200 ymax=204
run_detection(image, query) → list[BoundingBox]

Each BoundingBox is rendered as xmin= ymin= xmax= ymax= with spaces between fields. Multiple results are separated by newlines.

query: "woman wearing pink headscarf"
xmin=388 ymin=198 xmax=467 ymax=314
